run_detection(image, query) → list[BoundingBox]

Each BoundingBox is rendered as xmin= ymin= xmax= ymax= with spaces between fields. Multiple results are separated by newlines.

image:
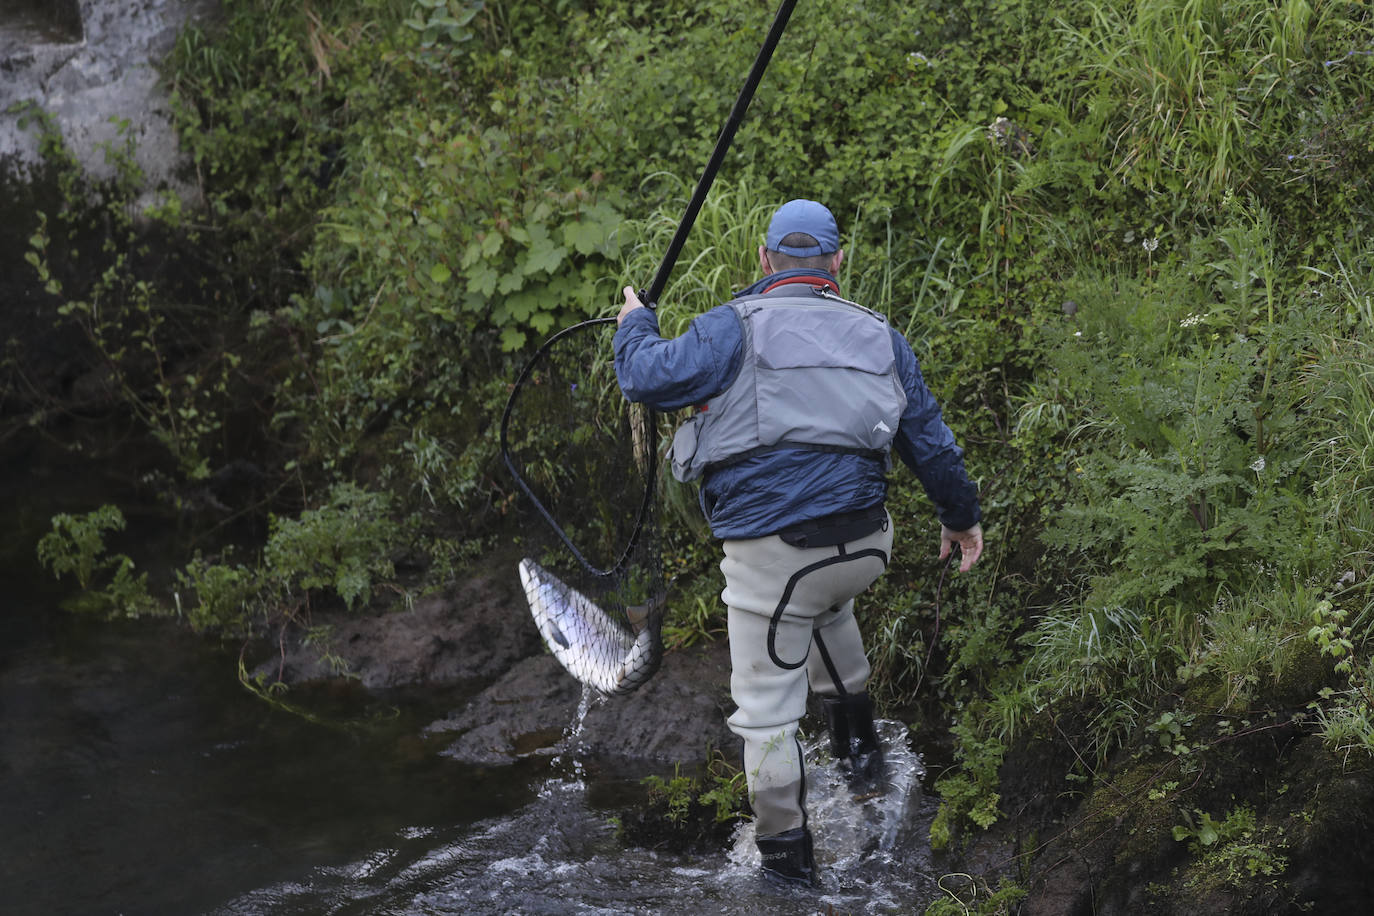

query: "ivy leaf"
xmin=506 ymin=289 xmax=538 ymax=321
xmin=529 ymin=310 xmax=557 ymax=334
xmin=466 ymin=263 xmax=498 ymax=296
xmin=480 ymin=231 xmax=503 ymax=259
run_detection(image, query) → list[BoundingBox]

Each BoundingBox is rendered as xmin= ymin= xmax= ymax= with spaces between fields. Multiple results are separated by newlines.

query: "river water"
xmin=3 ymin=606 xmax=943 ymax=915
xmin=1 ymin=439 xmax=947 ymax=915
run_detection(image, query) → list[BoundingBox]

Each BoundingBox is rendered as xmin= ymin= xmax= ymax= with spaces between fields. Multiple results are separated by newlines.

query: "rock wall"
xmin=0 ymin=0 xmax=218 ymax=201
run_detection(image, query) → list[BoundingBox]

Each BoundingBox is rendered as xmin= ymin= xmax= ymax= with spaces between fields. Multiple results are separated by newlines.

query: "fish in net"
xmin=500 ymin=317 xmax=665 ymax=695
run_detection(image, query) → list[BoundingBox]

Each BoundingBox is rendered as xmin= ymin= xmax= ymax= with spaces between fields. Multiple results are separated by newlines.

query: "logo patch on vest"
xmin=873 ymin=420 xmax=893 ymax=434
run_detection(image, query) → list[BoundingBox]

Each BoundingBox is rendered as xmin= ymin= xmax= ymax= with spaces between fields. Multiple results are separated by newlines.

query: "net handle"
xmin=501 ymin=0 xmax=798 ymax=574
xmin=639 ymin=0 xmax=799 ymax=309
xmin=499 ymin=317 xmax=658 ymax=580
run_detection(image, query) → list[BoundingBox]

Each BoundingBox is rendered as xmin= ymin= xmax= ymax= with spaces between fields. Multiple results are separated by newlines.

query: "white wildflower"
xmin=1143 ymin=238 xmax=1159 ymax=252
xmin=1180 ymin=314 xmax=1203 ymax=328
xmin=987 ymin=116 xmax=1010 ymax=145
xmin=1250 ymin=456 xmax=1266 ymax=473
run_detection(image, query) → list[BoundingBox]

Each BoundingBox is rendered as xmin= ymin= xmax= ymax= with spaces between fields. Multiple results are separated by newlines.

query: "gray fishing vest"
xmin=669 ymin=288 xmax=907 ymax=483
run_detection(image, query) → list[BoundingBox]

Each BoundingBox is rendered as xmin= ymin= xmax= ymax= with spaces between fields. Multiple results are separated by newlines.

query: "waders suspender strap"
xmin=500 ymin=0 xmax=800 ymax=578
xmin=640 ymin=0 xmax=799 ymax=310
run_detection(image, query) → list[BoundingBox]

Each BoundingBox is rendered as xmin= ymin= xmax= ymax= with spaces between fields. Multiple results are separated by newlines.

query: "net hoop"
xmin=499 ymin=316 xmax=658 ymax=581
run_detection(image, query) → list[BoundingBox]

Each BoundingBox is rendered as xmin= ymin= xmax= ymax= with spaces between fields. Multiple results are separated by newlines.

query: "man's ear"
xmin=831 ymin=249 xmax=845 ymax=274
xmin=759 ymin=245 xmax=773 ymax=274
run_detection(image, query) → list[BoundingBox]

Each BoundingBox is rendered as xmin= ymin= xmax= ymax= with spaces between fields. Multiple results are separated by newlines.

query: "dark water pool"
xmin=0 ymin=606 xmax=545 ymax=915
xmin=1 ymin=603 xmax=943 ymax=915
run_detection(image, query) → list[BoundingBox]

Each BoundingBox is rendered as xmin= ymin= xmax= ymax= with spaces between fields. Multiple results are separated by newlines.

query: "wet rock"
xmin=254 ymin=554 xmax=738 ymax=769
xmin=429 ymin=639 xmax=735 ymax=769
xmin=256 ymin=572 xmax=542 ymax=690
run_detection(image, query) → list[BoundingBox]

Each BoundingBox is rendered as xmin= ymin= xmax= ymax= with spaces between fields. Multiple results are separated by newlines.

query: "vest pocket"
xmin=670 ymin=413 xmax=704 ymax=482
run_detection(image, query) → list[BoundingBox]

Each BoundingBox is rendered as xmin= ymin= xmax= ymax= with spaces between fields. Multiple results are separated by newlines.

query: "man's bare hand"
xmin=939 ymin=523 xmax=984 ymax=573
xmin=618 ymin=286 xmax=646 ymax=324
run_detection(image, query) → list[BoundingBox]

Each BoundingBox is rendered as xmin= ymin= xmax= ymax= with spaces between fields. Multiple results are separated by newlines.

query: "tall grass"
xmin=615 ymin=173 xmax=775 ymax=336
xmin=1305 ymin=250 xmax=1374 ymax=630
xmin=616 ymin=176 xmax=919 ymax=336
xmin=985 ymin=193 xmax=1373 ymax=767
xmin=1062 ymin=0 xmax=1337 ymax=199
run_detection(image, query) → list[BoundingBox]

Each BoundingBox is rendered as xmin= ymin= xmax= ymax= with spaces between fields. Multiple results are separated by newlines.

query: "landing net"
xmin=500 ymin=318 xmax=665 ymax=695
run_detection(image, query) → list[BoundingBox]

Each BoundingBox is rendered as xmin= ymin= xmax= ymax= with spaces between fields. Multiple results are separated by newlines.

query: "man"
xmin=613 ymin=199 xmax=984 ymax=886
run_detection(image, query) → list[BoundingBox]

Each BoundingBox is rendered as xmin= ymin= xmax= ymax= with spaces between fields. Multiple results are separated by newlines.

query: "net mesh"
xmin=501 ymin=318 xmax=665 ymax=695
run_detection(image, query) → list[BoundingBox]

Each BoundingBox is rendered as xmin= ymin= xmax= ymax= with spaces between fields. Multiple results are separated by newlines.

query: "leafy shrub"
xmin=176 ymin=482 xmax=404 ymax=639
xmin=37 ymin=506 xmax=158 ymax=618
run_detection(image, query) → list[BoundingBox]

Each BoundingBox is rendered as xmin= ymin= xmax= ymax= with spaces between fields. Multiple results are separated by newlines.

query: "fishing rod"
xmin=500 ymin=0 xmax=800 ymax=578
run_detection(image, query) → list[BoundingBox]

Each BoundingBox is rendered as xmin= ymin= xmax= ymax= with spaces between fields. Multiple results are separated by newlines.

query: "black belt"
xmin=777 ymin=503 xmax=887 ymax=549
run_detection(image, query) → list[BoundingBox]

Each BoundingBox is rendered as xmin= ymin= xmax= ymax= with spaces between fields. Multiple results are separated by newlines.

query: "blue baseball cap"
xmin=765 ymin=199 xmax=840 ymax=257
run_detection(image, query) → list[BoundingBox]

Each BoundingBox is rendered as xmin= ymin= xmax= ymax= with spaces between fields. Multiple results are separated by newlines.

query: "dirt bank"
xmin=254 ymin=563 xmax=736 ymax=770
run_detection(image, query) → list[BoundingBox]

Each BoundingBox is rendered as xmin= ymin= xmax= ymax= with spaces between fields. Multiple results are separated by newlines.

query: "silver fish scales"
xmin=518 ymin=558 xmax=662 ymax=695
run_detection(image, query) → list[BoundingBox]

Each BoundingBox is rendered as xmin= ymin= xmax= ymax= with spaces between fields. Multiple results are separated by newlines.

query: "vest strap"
xmin=704 ymin=441 xmax=888 ymax=476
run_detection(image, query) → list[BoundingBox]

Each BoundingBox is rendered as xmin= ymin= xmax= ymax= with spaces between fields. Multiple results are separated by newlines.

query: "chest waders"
xmin=674 ymin=283 xmax=899 ymax=884
xmin=720 ymin=515 xmax=895 ymax=886
xmin=770 ymin=538 xmax=888 ymax=775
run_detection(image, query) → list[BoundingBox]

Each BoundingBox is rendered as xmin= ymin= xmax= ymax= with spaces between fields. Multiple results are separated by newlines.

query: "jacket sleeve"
xmin=612 ymin=305 xmax=743 ymax=411
xmin=889 ymin=327 xmax=982 ymax=532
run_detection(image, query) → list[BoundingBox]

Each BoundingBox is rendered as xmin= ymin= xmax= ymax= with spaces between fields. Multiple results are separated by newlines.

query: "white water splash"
xmin=728 ymin=719 xmax=925 ymax=877
xmin=212 ymin=717 xmax=940 ymax=915
xmin=542 ymin=682 xmax=602 ymax=792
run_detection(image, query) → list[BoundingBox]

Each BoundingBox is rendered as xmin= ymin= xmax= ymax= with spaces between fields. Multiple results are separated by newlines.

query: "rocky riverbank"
xmin=258 ymin=553 xmax=1374 ymax=914
xmin=254 ymin=559 xmax=737 ymax=771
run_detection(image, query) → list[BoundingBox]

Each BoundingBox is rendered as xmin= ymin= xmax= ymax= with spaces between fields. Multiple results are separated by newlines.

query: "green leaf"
xmin=429 ymin=262 xmax=452 ymax=284
xmin=506 ymin=289 xmax=538 ymax=321
xmin=563 ymin=219 xmax=605 ymax=256
xmin=521 ymin=235 xmax=566 ymax=276
xmin=466 ymin=263 xmax=499 ymax=296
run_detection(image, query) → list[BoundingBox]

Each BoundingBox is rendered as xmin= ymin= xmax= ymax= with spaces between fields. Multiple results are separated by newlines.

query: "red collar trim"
xmin=761 ymin=275 xmax=840 ymax=295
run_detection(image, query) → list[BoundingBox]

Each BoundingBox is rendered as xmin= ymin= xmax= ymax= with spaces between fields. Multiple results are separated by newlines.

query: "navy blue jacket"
xmin=613 ymin=269 xmax=981 ymax=539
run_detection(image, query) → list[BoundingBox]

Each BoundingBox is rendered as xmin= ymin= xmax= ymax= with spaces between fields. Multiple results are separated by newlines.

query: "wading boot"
xmin=756 ymin=825 xmax=816 ymax=887
xmin=822 ymin=692 xmax=884 ymax=785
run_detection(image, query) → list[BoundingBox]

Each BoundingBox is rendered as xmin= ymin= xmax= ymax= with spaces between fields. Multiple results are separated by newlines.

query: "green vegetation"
xmin=10 ymin=0 xmax=1374 ymax=905
xmin=618 ymin=752 xmax=748 ymax=851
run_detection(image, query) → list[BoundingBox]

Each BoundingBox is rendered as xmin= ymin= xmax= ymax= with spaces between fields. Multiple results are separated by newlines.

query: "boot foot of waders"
xmin=757 ymin=825 xmax=816 ymax=886
xmin=823 ymin=693 xmax=884 ymax=784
